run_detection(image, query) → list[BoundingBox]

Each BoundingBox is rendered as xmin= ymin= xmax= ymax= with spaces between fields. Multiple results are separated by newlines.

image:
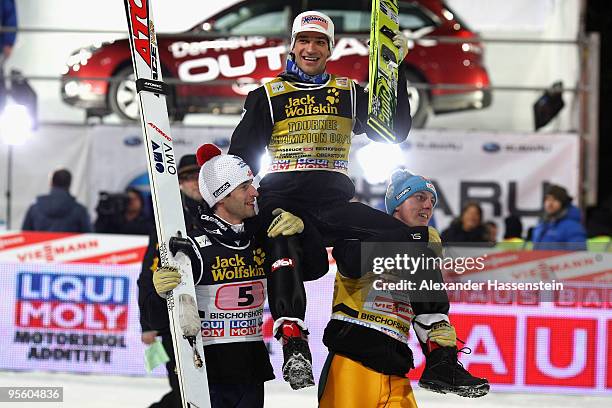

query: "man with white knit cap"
xmin=152 ymin=144 xmax=305 ymax=408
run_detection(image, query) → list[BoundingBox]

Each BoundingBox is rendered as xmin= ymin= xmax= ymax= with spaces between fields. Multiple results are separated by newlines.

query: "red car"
xmin=61 ymin=0 xmax=491 ymax=127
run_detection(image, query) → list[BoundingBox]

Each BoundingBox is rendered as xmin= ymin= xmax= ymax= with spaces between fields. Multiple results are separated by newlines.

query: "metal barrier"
xmin=0 ymin=26 xmax=601 ymax=205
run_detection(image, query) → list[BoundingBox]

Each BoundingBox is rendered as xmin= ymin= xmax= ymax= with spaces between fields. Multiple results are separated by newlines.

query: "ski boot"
xmin=419 ymin=344 xmax=490 ymax=397
xmin=276 ymin=321 xmax=315 ymax=390
xmin=414 ymin=315 xmax=489 ymax=398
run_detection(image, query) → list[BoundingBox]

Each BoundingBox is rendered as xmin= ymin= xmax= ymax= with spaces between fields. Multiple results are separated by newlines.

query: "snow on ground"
xmin=1 ymin=371 xmax=611 ymax=408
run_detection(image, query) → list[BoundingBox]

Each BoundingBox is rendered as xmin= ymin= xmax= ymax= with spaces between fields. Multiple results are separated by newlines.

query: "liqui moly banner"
xmin=0 ymin=261 xmax=154 ymax=375
xmin=0 ymin=232 xmax=152 ymax=375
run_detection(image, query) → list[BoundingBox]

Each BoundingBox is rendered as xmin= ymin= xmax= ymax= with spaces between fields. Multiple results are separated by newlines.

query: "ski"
xmin=368 ymin=0 xmax=401 ymax=143
xmin=122 ymin=1 xmax=210 ymax=407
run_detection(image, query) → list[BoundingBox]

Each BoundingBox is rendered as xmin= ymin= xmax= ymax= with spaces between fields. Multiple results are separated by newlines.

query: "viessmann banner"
xmin=1 ymin=232 xmax=609 ymax=394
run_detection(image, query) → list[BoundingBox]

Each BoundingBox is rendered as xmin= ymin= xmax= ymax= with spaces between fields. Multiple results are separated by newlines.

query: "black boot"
xmin=419 ymin=346 xmax=490 ymax=398
xmin=277 ymin=321 xmax=315 ymax=390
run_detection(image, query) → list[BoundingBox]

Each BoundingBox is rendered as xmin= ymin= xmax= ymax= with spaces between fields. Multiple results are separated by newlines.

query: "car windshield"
xmin=398 ymin=2 xmax=438 ymax=31
xmin=442 ymin=2 xmax=473 ymax=31
xmin=211 ymin=3 xmax=291 ymax=36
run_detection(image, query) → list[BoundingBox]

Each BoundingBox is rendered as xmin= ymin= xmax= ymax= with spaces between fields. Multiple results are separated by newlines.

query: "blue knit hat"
xmin=385 ymin=169 xmax=438 ymax=215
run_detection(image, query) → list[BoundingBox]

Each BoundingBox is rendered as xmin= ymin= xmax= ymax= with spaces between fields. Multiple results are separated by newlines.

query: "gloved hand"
xmin=428 ymin=226 xmax=443 ymax=258
xmin=267 ymin=208 xmax=304 ymax=238
xmin=428 ymin=321 xmax=457 ymax=348
xmin=393 ymin=29 xmax=409 ymax=60
xmin=153 ymin=266 xmax=181 ymax=298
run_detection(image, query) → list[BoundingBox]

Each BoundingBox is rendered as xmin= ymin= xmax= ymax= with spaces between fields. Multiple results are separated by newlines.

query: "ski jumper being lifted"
xmin=228 ymin=11 xmax=422 ymax=390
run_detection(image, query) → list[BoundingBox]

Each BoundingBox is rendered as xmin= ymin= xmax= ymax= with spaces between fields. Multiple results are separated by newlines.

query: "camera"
xmin=96 ymin=192 xmax=130 ymax=216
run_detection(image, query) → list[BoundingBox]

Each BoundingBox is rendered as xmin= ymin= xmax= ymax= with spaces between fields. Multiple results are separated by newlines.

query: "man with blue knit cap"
xmin=387 ymin=170 xmax=489 ymax=398
xmin=319 ymin=170 xmax=488 ymax=406
xmin=386 ymin=170 xmax=439 ymax=227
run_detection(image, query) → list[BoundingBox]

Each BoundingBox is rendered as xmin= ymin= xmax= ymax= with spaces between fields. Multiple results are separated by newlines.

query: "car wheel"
xmin=109 ymin=66 xmax=140 ymax=121
xmin=109 ymin=66 xmax=183 ymax=122
xmin=405 ymin=69 xmax=430 ymax=129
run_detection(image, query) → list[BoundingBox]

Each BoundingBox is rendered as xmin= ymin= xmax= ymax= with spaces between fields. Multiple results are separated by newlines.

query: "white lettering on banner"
xmin=329 ymin=38 xmax=369 ymax=61
xmin=18 ymin=303 xmax=125 ymax=330
xmin=217 ymin=53 xmax=257 ymax=79
xmin=0 ymin=235 xmax=25 ymax=249
xmin=461 ymin=324 xmax=508 ymax=374
xmin=171 ymin=37 xmax=367 ymax=63
xmin=20 ymin=302 xmax=50 ymax=327
xmin=20 ymin=274 xmax=125 ymax=303
xmin=535 ymin=327 xmax=587 ymax=378
xmin=15 ymin=240 xmax=99 ymax=263
xmin=169 ymin=37 xmax=268 ymax=59
xmin=21 ymin=274 xmax=50 ymax=300
xmin=178 ymin=46 xmax=285 ymax=82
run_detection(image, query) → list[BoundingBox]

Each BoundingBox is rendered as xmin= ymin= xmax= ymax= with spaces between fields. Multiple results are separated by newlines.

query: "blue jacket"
xmin=532 ymin=205 xmax=586 ymax=250
xmin=1 ymin=0 xmax=17 ymax=49
xmin=22 ymin=188 xmax=92 ymax=233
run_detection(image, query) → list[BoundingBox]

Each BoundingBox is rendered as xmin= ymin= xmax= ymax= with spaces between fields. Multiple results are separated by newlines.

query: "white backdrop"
xmin=350 ymin=130 xmax=581 ymax=233
xmin=2 ymin=124 xmax=579 ymax=237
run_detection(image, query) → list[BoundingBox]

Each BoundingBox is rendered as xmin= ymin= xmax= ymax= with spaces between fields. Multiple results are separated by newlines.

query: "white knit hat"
xmin=196 ymin=144 xmax=254 ymax=207
xmin=290 ymin=11 xmax=335 ymax=53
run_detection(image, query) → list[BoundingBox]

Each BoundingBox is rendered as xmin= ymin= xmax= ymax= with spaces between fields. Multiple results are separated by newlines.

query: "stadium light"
xmin=0 ymin=100 xmax=37 ymax=230
xmin=0 ymin=101 xmax=35 ymax=145
xmin=356 ymin=141 xmax=404 ymax=185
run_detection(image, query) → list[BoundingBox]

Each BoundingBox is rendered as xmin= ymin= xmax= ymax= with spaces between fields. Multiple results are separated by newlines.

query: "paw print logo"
xmin=253 ymin=248 xmax=266 ymax=266
xmin=326 ymin=88 xmax=340 ymax=105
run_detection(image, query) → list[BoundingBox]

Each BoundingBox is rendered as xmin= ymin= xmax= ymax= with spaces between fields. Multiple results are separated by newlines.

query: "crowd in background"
xmin=17 ymin=170 xmax=611 ymax=252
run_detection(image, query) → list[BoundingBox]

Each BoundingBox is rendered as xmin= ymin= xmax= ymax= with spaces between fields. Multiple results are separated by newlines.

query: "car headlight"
xmin=461 ymin=42 xmax=483 ymax=55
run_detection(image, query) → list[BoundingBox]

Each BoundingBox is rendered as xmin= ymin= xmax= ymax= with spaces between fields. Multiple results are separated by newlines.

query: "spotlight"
xmin=0 ymin=101 xmax=34 ymax=145
xmin=356 ymin=142 xmax=404 ymax=185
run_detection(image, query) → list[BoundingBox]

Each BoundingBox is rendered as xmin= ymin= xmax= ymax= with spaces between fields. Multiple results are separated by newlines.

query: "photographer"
xmin=94 ymin=187 xmax=152 ymax=235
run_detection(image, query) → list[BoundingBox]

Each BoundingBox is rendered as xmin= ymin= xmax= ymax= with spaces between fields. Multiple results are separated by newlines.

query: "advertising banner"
xmin=2 ymin=233 xmax=609 ymax=394
xmin=350 ymin=130 xmax=580 ymax=234
xmin=1 ymin=261 xmax=155 ymax=375
xmin=0 ymin=231 xmax=147 ymax=265
xmin=6 ymin=125 xmax=579 ymax=238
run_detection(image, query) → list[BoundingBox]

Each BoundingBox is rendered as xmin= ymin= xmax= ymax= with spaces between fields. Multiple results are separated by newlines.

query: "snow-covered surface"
xmin=1 ymin=370 xmax=611 ymax=407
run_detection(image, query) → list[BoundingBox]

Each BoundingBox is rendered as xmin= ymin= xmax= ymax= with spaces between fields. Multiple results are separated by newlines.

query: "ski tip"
xmin=196 ymin=144 xmax=222 ymax=166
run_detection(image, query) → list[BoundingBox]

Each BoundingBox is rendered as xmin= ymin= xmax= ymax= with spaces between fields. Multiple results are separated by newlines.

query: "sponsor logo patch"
xmin=271 ymin=258 xmax=294 ymax=272
xmin=301 ymin=15 xmax=329 ymax=29
xmin=335 ymin=77 xmax=349 ymax=88
xmin=395 ymin=187 xmax=411 ymax=201
xmin=271 ymin=82 xmax=285 ymax=94
xmin=212 ymin=182 xmax=231 ymax=198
